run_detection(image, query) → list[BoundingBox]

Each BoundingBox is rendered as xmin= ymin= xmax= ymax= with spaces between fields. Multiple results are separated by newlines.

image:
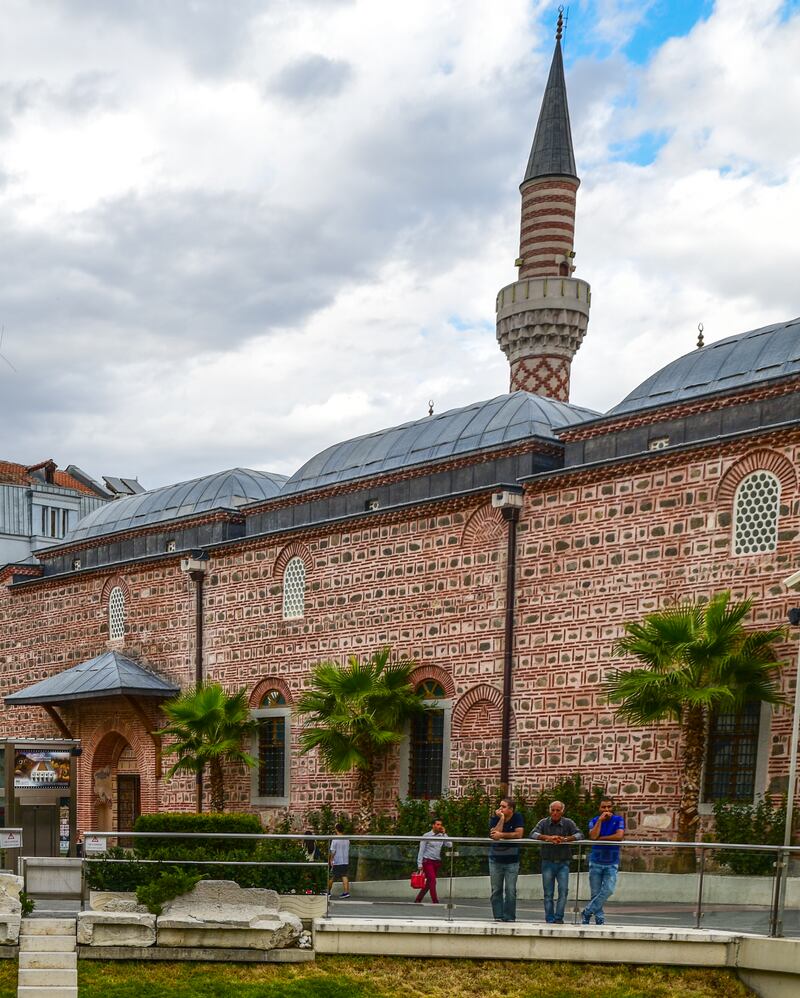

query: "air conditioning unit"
xmin=491 ymin=491 xmax=523 ymax=510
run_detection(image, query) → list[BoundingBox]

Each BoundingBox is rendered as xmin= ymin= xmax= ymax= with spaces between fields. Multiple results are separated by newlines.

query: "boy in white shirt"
xmin=328 ymin=823 xmax=351 ymax=898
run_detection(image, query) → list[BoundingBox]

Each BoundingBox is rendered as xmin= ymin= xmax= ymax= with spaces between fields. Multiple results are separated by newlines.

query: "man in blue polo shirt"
xmin=582 ymin=797 xmax=624 ymax=925
xmin=489 ymin=797 xmax=524 ymax=922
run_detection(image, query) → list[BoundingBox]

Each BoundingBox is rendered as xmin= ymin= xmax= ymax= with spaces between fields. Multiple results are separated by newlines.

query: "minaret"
xmin=496 ymin=10 xmax=590 ymax=401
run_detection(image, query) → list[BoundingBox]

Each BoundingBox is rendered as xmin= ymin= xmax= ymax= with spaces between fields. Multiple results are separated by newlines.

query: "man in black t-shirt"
xmin=489 ymin=797 xmax=525 ymax=922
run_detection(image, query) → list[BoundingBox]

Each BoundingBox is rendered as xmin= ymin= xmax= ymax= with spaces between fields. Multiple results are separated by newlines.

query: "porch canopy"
xmin=4 ymin=650 xmax=179 ymax=705
xmin=4 ymin=651 xmax=179 ymax=777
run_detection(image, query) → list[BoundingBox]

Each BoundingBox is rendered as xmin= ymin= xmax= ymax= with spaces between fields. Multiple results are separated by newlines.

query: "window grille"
xmin=733 ymin=471 xmax=780 ymax=555
xmin=166 ymin=539 xmax=176 ymax=553
xmin=258 ymin=715 xmax=287 ymax=798
xmin=704 ymin=702 xmax=761 ymax=801
xmin=282 ymin=557 xmax=306 ymax=619
xmin=108 ymin=586 xmax=126 ymax=640
xmin=261 ymin=689 xmax=287 ymax=707
xmin=409 ymin=680 xmax=447 ymax=799
xmin=256 ymin=689 xmax=288 ymax=800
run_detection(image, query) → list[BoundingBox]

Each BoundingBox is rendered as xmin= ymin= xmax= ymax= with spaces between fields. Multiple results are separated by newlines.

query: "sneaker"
xmin=339 ymin=892 xmax=351 ymax=899
xmin=595 ymin=917 xmax=605 ymax=925
xmin=581 ymin=909 xmax=591 ymax=925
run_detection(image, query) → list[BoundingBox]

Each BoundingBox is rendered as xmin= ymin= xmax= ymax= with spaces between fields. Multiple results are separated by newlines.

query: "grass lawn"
xmin=75 ymin=956 xmax=756 ymax=998
xmin=0 ymin=958 xmax=14 ymax=998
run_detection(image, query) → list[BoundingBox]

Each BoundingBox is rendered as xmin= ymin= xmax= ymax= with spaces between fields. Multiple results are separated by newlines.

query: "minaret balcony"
xmin=496 ymin=276 xmax=591 ymax=322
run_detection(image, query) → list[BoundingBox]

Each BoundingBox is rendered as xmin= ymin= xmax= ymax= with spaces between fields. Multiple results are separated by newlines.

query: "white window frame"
xmin=282 ymin=557 xmax=306 ymax=620
xmin=250 ymin=705 xmax=291 ymax=807
xmin=108 ymin=586 xmax=126 ymax=640
xmin=732 ymin=471 xmax=780 ymax=556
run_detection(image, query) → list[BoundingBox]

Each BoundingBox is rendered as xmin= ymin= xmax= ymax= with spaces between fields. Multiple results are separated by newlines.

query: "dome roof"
xmin=610 ymin=318 xmax=800 ymax=416
xmin=281 ymin=391 xmax=599 ymax=495
xmin=65 ymin=468 xmax=288 ymax=542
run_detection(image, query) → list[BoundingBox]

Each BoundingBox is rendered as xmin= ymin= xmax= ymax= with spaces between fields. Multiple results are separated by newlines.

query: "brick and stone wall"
xmin=0 ymin=428 xmax=798 ymax=837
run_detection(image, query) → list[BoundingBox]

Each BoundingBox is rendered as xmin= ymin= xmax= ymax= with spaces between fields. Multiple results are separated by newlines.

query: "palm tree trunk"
xmin=673 ymin=705 xmax=705 ymax=871
xmin=355 ymin=761 xmax=376 ymax=834
xmin=354 ymin=761 xmax=376 ymax=882
xmin=209 ymin=759 xmax=225 ymax=812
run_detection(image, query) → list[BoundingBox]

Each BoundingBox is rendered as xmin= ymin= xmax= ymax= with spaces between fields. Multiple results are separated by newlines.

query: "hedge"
xmin=84 ymin=812 xmax=326 ymax=894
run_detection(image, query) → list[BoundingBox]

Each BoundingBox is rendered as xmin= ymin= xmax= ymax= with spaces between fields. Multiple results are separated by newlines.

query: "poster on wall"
xmin=13 ymin=749 xmax=70 ymax=789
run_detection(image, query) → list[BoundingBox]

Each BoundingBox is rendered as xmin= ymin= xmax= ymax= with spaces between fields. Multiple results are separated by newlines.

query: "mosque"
xmin=0 ymin=15 xmax=798 ymax=851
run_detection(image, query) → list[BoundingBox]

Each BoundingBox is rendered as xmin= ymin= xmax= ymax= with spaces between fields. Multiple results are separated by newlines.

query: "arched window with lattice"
xmin=108 ymin=586 xmax=126 ymax=640
xmin=408 ymin=679 xmax=450 ymax=800
xmin=282 ymin=557 xmax=306 ymax=619
xmin=732 ymin=471 xmax=780 ymax=555
xmin=251 ymin=688 xmax=290 ymax=805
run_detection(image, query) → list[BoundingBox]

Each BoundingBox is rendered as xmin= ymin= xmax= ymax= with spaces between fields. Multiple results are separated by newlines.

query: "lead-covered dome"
xmin=65 ymin=468 xmax=288 ymax=542
xmin=282 ymin=391 xmax=599 ymax=495
xmin=610 ymin=318 xmax=800 ymax=416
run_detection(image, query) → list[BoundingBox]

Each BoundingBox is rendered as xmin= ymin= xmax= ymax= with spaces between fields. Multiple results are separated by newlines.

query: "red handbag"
xmin=410 ymin=870 xmax=426 ymax=890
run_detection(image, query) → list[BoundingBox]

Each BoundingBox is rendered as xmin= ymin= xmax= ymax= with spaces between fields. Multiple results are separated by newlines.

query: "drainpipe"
xmin=181 ymin=551 xmax=209 ymax=812
xmin=494 ymin=489 xmax=523 ymax=791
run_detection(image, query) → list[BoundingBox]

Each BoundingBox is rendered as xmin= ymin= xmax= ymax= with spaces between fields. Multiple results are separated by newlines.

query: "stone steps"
xmin=17 ymin=918 xmax=77 ymax=998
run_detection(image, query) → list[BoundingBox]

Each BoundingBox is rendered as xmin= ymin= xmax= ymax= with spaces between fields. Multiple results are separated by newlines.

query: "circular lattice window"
xmin=733 ymin=471 xmax=780 ymax=555
xmin=282 ymin=557 xmax=306 ymax=619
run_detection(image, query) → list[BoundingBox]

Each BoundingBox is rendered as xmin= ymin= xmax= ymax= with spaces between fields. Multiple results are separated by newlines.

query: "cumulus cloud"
xmin=0 ymin=0 xmax=797 ymax=488
xmin=269 ymin=54 xmax=354 ymax=102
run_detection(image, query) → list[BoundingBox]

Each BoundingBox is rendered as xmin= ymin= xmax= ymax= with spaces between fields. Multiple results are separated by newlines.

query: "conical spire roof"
xmin=523 ymin=20 xmax=577 ymax=184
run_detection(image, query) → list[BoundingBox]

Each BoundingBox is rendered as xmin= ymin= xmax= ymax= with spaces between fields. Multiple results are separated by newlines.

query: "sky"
xmin=0 ymin=0 xmax=798 ymax=489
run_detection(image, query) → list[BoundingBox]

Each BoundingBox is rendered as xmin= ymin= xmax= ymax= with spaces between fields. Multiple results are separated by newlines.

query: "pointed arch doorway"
xmin=91 ymin=732 xmax=141 ymax=834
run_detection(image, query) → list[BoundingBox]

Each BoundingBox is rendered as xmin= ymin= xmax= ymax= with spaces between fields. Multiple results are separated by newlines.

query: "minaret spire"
xmin=495 ymin=9 xmax=591 ymax=402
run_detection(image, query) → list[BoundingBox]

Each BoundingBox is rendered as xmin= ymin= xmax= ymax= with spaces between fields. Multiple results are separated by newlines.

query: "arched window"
xmin=733 ymin=471 xmax=780 ymax=555
xmin=409 ymin=680 xmax=449 ymax=800
xmin=108 ymin=586 xmax=126 ymax=640
xmin=282 ymin=557 xmax=306 ymax=619
xmin=251 ymin=688 xmax=290 ymax=805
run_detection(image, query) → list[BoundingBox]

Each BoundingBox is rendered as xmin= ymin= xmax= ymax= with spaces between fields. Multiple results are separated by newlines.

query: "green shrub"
xmin=711 ymin=797 xmax=786 ymax=875
xmin=86 ymin=836 xmax=327 ymax=894
xmin=133 ymin=811 xmax=262 ymax=858
xmin=18 ymin=891 xmax=35 ymax=917
xmin=136 ymin=870 xmax=205 ymax=915
xmin=323 ymin=777 xmax=606 ymax=880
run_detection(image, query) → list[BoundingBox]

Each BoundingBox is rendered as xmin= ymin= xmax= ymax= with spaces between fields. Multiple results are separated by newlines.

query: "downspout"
xmin=498 ymin=491 xmax=522 ymax=790
xmin=190 ymin=568 xmax=204 ymax=812
xmin=180 ymin=552 xmax=208 ymax=812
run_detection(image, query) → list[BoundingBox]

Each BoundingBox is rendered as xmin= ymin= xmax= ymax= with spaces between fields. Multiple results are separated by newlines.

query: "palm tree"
xmin=605 ymin=590 xmax=786 ymax=847
xmin=296 ymin=647 xmax=428 ymax=831
xmin=158 ymin=683 xmax=258 ymax=813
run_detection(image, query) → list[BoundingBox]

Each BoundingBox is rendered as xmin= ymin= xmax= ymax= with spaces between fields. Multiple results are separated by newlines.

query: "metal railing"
xmin=80 ymin=830 xmax=800 ymax=938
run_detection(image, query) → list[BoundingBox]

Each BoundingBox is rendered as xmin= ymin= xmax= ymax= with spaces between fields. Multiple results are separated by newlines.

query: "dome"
xmin=65 ymin=468 xmax=288 ymax=542
xmin=281 ymin=391 xmax=599 ymax=495
xmin=610 ymin=318 xmax=800 ymax=417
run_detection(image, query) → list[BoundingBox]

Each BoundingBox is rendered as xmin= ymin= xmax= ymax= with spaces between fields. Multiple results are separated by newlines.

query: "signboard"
xmin=0 ymin=828 xmax=22 ymax=850
xmin=83 ymin=834 xmax=108 ymax=854
xmin=14 ymin=749 xmax=70 ymax=790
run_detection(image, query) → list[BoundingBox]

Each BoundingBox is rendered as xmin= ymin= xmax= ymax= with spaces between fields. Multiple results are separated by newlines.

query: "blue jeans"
xmin=585 ymin=863 xmax=618 ymax=923
xmin=541 ymin=860 xmax=570 ymax=922
xmin=489 ymin=860 xmax=519 ymax=921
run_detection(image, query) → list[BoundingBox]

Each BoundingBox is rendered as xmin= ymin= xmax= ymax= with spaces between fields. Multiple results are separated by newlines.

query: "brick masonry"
xmin=1 ymin=424 xmax=798 ymax=838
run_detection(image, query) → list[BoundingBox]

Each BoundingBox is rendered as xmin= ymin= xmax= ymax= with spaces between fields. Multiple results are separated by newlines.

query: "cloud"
xmin=269 ymin=54 xmax=354 ymax=102
xmin=0 ymin=0 xmax=798 ymax=491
